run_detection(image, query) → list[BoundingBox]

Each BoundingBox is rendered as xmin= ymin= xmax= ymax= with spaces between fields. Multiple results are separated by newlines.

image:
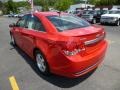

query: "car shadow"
xmin=97 ymin=23 xmax=118 ymax=27
xmin=10 ymin=43 xmax=96 ymax=88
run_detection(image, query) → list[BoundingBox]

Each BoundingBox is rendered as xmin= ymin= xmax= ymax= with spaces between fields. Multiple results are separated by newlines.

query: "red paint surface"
xmin=10 ymin=12 xmax=108 ymax=78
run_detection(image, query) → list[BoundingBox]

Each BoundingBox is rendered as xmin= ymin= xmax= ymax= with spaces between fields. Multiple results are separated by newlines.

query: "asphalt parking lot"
xmin=0 ymin=17 xmax=120 ymax=90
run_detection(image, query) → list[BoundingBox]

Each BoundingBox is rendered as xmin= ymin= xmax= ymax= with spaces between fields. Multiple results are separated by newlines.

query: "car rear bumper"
xmin=50 ymin=40 xmax=108 ymax=78
xmin=100 ymin=19 xmax=117 ymax=24
xmin=66 ymin=55 xmax=104 ymax=78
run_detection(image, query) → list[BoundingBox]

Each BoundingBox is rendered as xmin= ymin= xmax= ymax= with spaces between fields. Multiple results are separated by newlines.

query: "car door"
xmin=21 ymin=14 xmax=46 ymax=56
xmin=13 ymin=15 xmax=28 ymax=48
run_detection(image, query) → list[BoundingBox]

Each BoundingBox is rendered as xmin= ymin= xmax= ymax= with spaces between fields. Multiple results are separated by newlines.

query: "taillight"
xmin=61 ymin=41 xmax=85 ymax=56
xmin=63 ymin=48 xmax=85 ymax=56
xmin=48 ymin=38 xmax=86 ymax=56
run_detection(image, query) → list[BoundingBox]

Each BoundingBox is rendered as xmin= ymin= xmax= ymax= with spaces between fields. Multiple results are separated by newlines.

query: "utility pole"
xmin=84 ymin=0 xmax=87 ymax=9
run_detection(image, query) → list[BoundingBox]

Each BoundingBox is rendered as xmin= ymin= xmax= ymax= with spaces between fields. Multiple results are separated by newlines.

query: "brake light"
xmin=63 ymin=48 xmax=85 ymax=56
xmin=49 ymin=38 xmax=86 ymax=56
xmin=62 ymin=40 xmax=85 ymax=56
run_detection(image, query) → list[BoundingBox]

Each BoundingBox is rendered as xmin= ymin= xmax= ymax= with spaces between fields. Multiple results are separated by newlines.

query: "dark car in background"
xmin=8 ymin=14 xmax=15 ymax=17
xmin=73 ymin=10 xmax=83 ymax=17
xmin=81 ymin=10 xmax=107 ymax=24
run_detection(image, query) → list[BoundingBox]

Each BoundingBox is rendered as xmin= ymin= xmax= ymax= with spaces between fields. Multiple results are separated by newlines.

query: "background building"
xmin=68 ymin=3 xmax=94 ymax=13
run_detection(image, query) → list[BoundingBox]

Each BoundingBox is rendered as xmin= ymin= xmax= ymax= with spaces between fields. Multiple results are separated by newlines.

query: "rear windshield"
xmin=83 ymin=11 xmax=89 ymax=14
xmin=108 ymin=10 xmax=120 ymax=14
xmin=87 ymin=10 xmax=100 ymax=14
xmin=87 ymin=11 xmax=95 ymax=14
xmin=47 ymin=15 xmax=90 ymax=32
xmin=102 ymin=10 xmax=107 ymax=14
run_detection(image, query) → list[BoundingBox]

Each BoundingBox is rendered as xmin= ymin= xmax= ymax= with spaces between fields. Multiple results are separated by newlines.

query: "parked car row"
xmin=8 ymin=13 xmax=24 ymax=18
xmin=81 ymin=10 xmax=107 ymax=24
xmin=71 ymin=9 xmax=120 ymax=26
xmin=6 ymin=9 xmax=120 ymax=26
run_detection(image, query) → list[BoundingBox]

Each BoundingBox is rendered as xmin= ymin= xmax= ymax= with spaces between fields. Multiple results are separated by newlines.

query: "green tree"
xmin=15 ymin=1 xmax=30 ymax=8
xmin=34 ymin=0 xmax=49 ymax=11
xmin=5 ymin=0 xmax=17 ymax=14
xmin=89 ymin=0 xmax=120 ymax=6
xmin=54 ymin=0 xmax=74 ymax=11
xmin=88 ymin=0 xmax=97 ymax=4
xmin=0 ymin=1 xmax=3 ymax=8
xmin=34 ymin=0 xmax=74 ymax=11
xmin=15 ymin=1 xmax=30 ymax=11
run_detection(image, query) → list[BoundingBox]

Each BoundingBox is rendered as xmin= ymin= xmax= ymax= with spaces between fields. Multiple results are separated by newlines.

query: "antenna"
xmin=27 ymin=0 xmax=34 ymax=16
xmin=57 ymin=11 xmax=61 ymax=17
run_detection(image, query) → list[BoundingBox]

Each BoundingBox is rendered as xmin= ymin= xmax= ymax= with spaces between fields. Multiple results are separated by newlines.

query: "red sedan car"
xmin=9 ymin=12 xmax=108 ymax=78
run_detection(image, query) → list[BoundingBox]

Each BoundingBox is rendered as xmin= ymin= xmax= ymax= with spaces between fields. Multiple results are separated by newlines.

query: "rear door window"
xmin=25 ymin=15 xmax=35 ymax=30
xmin=33 ymin=17 xmax=46 ymax=32
xmin=16 ymin=15 xmax=28 ymax=27
xmin=25 ymin=15 xmax=46 ymax=32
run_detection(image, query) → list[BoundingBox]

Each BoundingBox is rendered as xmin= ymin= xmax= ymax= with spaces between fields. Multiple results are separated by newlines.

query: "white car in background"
xmin=18 ymin=14 xmax=24 ymax=18
xmin=14 ymin=14 xmax=19 ymax=18
xmin=100 ymin=10 xmax=120 ymax=26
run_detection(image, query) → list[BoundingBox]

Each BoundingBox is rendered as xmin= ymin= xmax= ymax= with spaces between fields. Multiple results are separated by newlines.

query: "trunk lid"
xmin=59 ymin=25 xmax=105 ymax=43
xmin=59 ymin=25 xmax=105 ymax=55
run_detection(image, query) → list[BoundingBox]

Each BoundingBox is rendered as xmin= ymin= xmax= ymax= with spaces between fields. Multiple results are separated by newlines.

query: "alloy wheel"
xmin=93 ymin=19 xmax=96 ymax=24
xmin=117 ymin=20 xmax=120 ymax=26
xmin=11 ymin=35 xmax=16 ymax=45
xmin=36 ymin=53 xmax=46 ymax=73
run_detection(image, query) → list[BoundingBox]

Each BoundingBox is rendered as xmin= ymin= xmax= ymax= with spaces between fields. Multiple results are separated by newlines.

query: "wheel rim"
xmin=93 ymin=19 xmax=96 ymax=24
xmin=11 ymin=36 xmax=15 ymax=44
xmin=117 ymin=21 xmax=120 ymax=26
xmin=36 ymin=53 xmax=46 ymax=72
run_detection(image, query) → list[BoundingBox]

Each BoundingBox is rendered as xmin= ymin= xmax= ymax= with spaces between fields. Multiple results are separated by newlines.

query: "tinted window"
xmin=88 ymin=10 xmax=99 ymax=14
xmin=96 ymin=10 xmax=101 ymax=14
xmin=17 ymin=15 xmax=27 ymax=27
xmin=73 ymin=11 xmax=80 ymax=14
xmin=88 ymin=11 xmax=95 ymax=14
xmin=83 ymin=11 xmax=89 ymax=14
xmin=108 ymin=10 xmax=120 ymax=14
xmin=102 ymin=10 xmax=107 ymax=14
xmin=34 ymin=17 xmax=46 ymax=32
xmin=47 ymin=15 xmax=90 ymax=32
xmin=25 ymin=15 xmax=46 ymax=32
xmin=26 ymin=15 xmax=35 ymax=29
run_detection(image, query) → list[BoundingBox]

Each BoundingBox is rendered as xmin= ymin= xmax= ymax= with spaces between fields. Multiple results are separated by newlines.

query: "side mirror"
xmin=9 ymin=23 xmax=16 ymax=28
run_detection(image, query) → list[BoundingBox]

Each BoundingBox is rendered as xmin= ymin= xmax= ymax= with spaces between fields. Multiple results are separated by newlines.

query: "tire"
xmin=92 ymin=18 xmax=96 ymax=24
xmin=35 ymin=50 xmax=50 ymax=75
xmin=100 ymin=22 xmax=104 ymax=25
xmin=116 ymin=20 xmax=120 ymax=26
xmin=11 ymin=34 xmax=16 ymax=46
